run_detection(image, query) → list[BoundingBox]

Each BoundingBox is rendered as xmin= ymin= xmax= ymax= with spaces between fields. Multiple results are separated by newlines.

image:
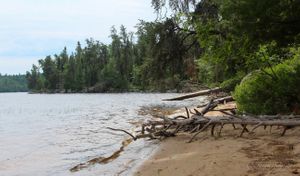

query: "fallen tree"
xmin=162 ymin=87 xmax=222 ymax=101
xmin=108 ymin=89 xmax=300 ymax=143
xmin=71 ymin=89 xmax=300 ymax=172
xmin=108 ymin=107 xmax=300 ymax=143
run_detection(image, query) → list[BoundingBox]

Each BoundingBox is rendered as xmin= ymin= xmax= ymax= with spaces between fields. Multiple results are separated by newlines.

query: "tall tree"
xmin=26 ymin=64 xmax=43 ymax=90
xmin=39 ymin=56 xmax=58 ymax=90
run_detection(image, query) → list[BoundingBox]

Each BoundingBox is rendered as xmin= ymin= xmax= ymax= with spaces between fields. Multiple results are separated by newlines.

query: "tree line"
xmin=27 ymin=0 xmax=300 ymax=93
xmin=26 ymin=22 xmax=200 ymax=92
xmin=0 ymin=74 xmax=28 ymax=92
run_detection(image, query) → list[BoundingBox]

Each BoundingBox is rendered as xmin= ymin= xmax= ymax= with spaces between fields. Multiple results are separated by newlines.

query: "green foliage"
xmin=219 ymin=0 xmax=300 ymax=46
xmin=0 ymin=74 xmax=28 ymax=92
xmin=192 ymin=0 xmax=300 ymax=85
xmin=98 ymin=59 xmax=128 ymax=92
xmin=25 ymin=0 xmax=300 ymax=99
xmin=234 ymin=48 xmax=300 ymax=114
xmin=26 ymin=64 xmax=43 ymax=91
xmin=39 ymin=56 xmax=58 ymax=90
xmin=26 ymin=15 xmax=201 ymax=93
xmin=134 ymin=19 xmax=199 ymax=90
xmin=220 ymin=72 xmax=245 ymax=92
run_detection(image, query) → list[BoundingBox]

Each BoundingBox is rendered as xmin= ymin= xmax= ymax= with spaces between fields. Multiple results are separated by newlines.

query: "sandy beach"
xmin=134 ymin=103 xmax=300 ymax=176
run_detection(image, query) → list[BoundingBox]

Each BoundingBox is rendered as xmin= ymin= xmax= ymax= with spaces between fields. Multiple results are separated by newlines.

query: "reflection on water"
xmin=0 ymin=93 xmax=204 ymax=176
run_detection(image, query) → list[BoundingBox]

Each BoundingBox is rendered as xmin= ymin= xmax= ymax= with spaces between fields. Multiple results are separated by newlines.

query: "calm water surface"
xmin=0 ymin=93 xmax=203 ymax=176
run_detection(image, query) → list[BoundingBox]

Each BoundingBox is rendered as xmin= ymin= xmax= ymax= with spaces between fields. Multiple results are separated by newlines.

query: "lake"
xmin=0 ymin=93 xmax=203 ymax=176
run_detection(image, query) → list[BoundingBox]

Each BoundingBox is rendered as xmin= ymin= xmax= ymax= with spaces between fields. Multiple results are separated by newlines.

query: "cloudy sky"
xmin=0 ymin=0 xmax=156 ymax=74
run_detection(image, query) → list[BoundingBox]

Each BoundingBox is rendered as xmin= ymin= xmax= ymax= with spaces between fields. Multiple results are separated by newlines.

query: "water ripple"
xmin=0 ymin=92 xmax=203 ymax=176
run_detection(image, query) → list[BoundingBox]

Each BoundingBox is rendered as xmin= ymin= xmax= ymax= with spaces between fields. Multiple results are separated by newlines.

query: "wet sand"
xmin=134 ymin=103 xmax=300 ymax=176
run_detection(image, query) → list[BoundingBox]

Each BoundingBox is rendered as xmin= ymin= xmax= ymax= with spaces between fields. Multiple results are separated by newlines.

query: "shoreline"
xmin=26 ymin=90 xmax=197 ymax=94
xmin=133 ymin=103 xmax=300 ymax=176
xmin=26 ymin=83 xmax=207 ymax=94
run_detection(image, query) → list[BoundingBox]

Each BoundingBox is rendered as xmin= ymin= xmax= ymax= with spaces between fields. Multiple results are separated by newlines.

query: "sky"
xmin=0 ymin=0 xmax=157 ymax=74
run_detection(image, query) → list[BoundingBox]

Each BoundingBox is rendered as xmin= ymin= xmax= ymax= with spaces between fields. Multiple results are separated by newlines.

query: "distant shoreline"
xmin=27 ymin=90 xmax=180 ymax=94
xmin=26 ymin=83 xmax=207 ymax=94
xmin=0 ymin=91 xmax=28 ymax=93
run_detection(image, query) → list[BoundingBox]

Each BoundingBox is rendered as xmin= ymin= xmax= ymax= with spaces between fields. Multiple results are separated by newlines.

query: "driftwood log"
xmin=72 ymin=88 xmax=300 ymax=172
xmin=109 ymin=110 xmax=300 ymax=143
xmin=162 ymin=87 xmax=222 ymax=101
xmin=109 ymin=88 xmax=300 ymax=143
xmin=73 ymin=103 xmax=300 ymax=172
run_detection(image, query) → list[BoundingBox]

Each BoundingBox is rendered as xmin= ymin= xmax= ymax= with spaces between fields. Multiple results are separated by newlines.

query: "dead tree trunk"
xmin=163 ymin=87 xmax=222 ymax=101
xmin=108 ymin=108 xmax=300 ymax=143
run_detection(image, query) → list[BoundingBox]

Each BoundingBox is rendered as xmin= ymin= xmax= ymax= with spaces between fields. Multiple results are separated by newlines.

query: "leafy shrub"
xmin=220 ymin=72 xmax=245 ymax=92
xmin=233 ymin=48 xmax=300 ymax=114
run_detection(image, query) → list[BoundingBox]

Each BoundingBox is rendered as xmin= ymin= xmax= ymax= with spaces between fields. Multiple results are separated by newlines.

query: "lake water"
xmin=0 ymin=93 xmax=203 ymax=176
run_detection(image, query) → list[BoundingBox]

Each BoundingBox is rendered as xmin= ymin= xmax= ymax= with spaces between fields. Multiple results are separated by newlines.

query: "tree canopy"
xmin=26 ymin=0 xmax=300 ymax=94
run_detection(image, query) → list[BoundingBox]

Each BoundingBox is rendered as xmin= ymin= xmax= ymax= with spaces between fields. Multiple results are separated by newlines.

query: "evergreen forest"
xmin=0 ymin=74 xmax=28 ymax=92
xmin=26 ymin=0 xmax=300 ymax=114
